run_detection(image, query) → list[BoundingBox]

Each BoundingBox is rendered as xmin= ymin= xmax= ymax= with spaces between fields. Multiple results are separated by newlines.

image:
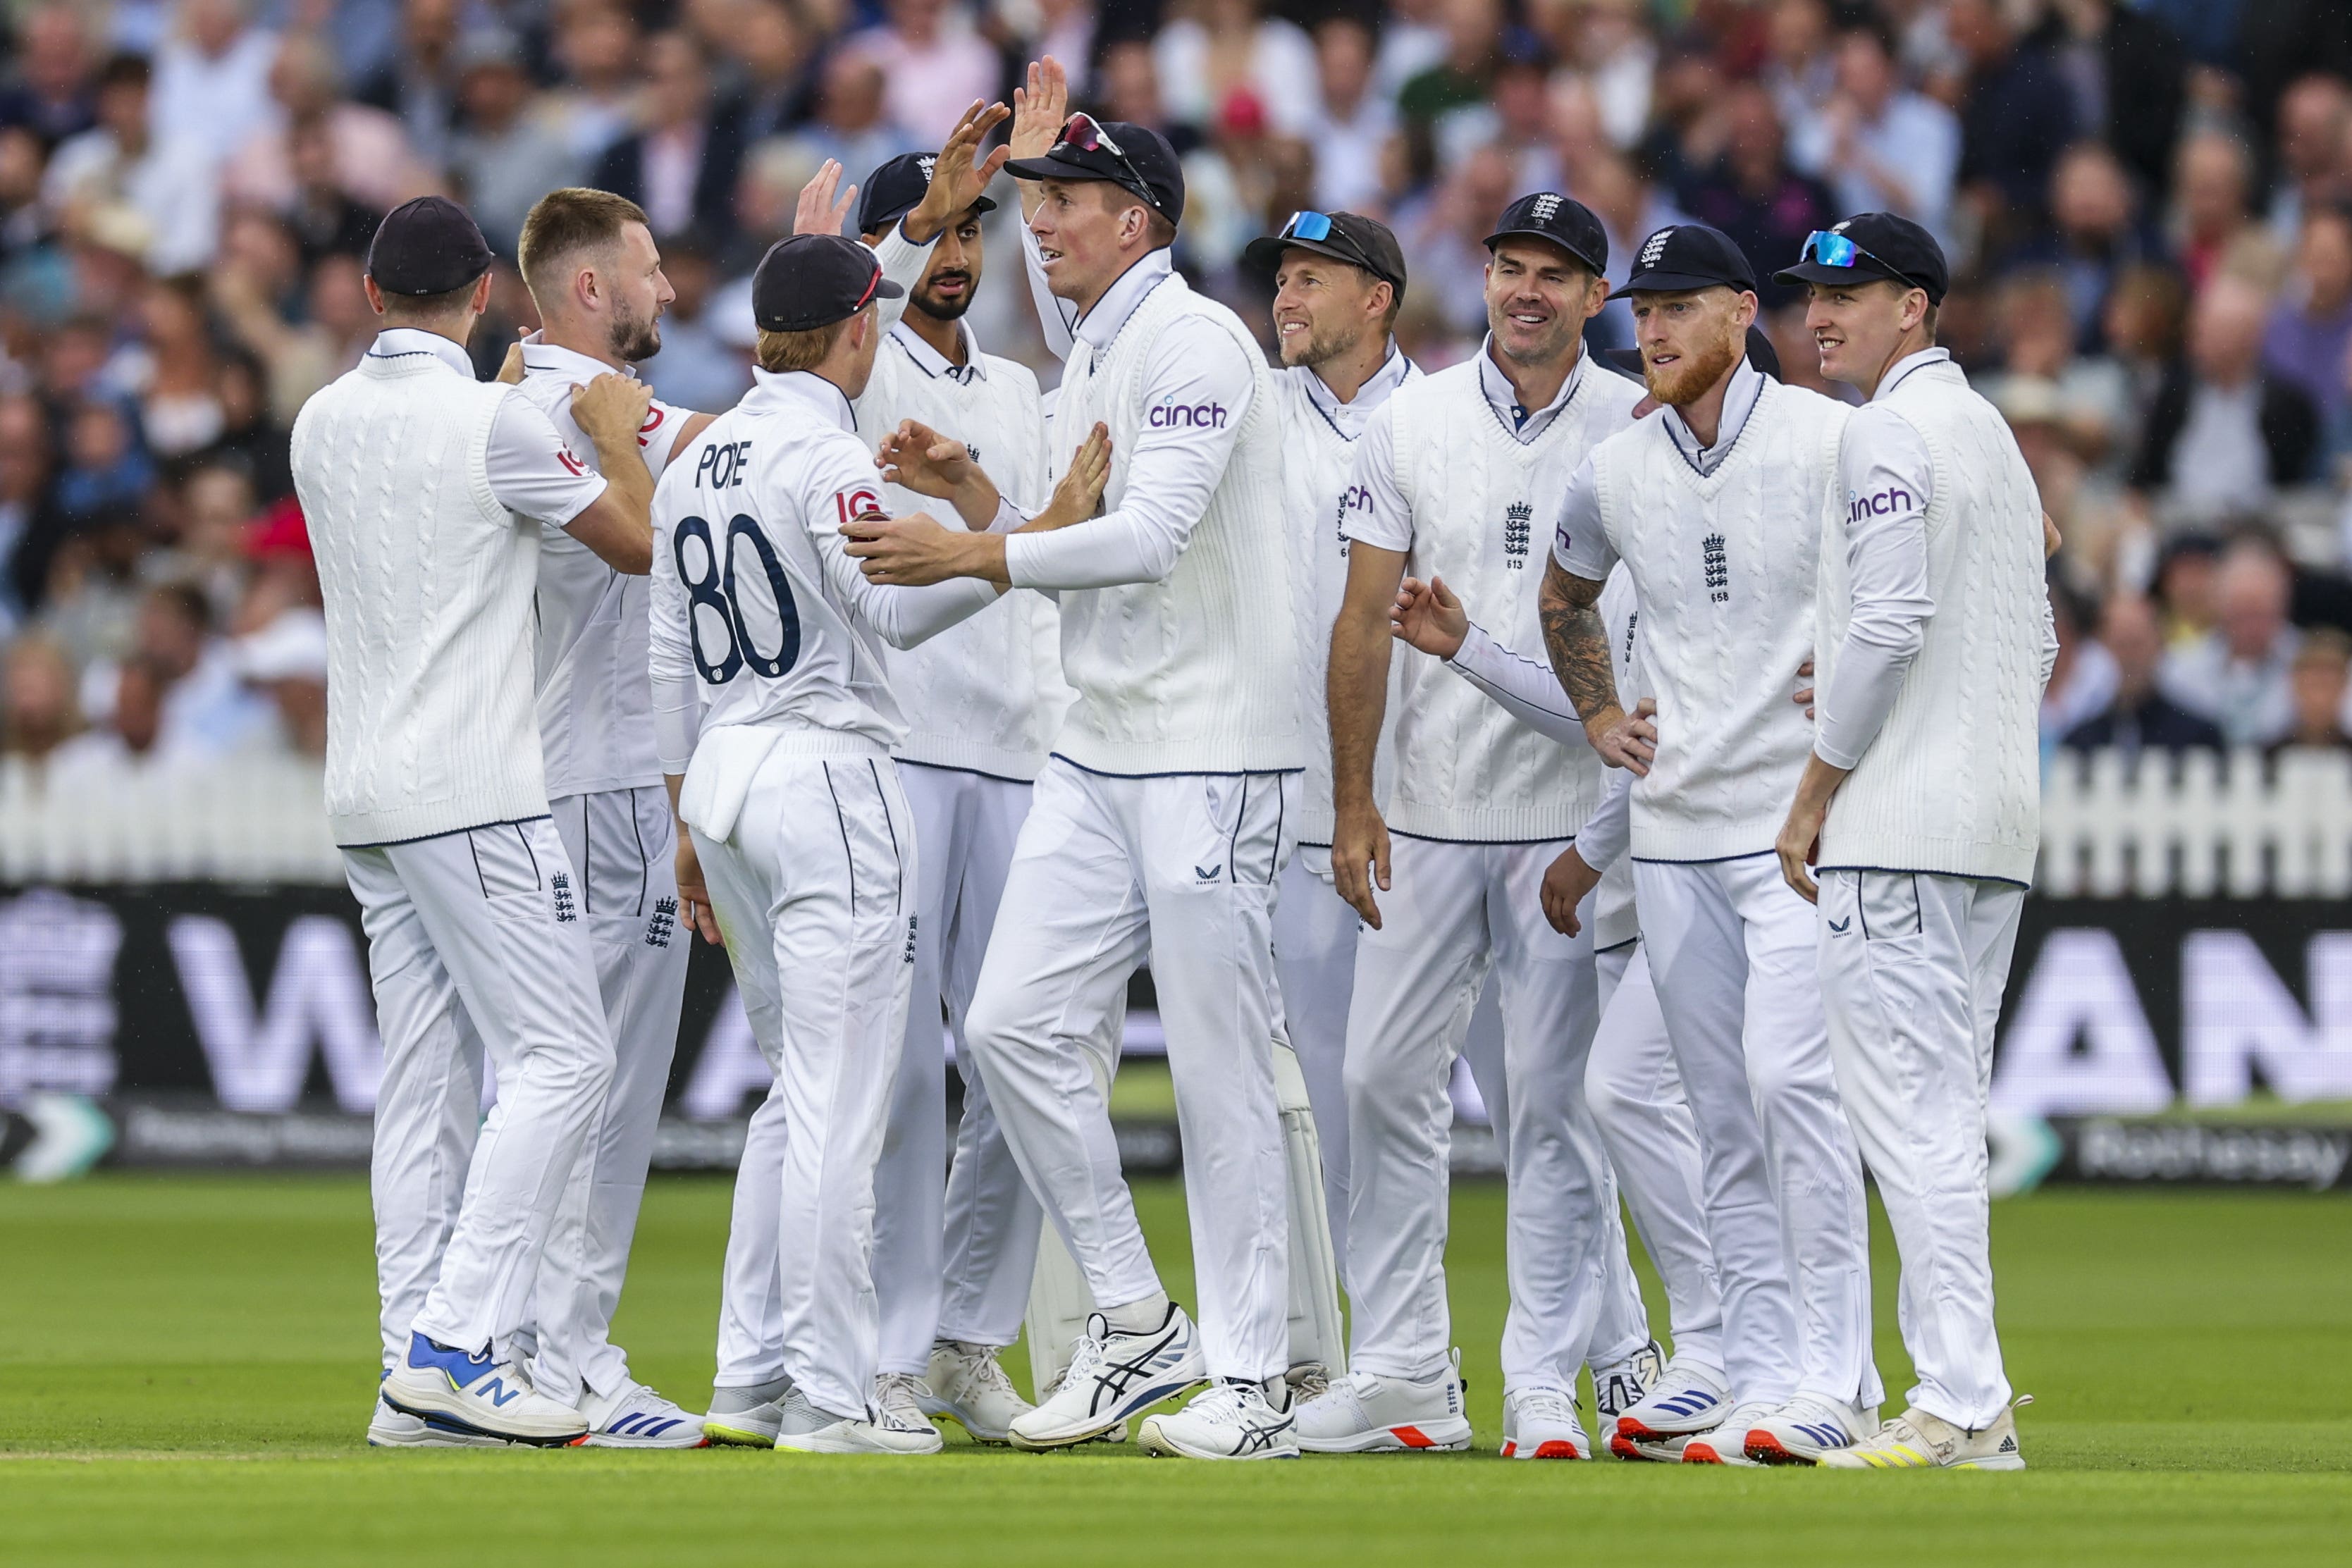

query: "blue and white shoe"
xmin=380 ymin=1332 xmax=589 ymax=1446
xmin=1743 ymin=1393 xmax=1878 ymax=1466
xmin=1681 ymin=1400 xmax=1775 ymax=1466
xmin=1138 ymin=1377 xmax=1300 ymax=1460
xmin=1611 ymin=1356 xmax=1731 ymax=1454
xmin=367 ymin=1391 xmax=511 ymax=1448
xmin=581 ymin=1380 xmax=707 ymax=1448
xmin=1591 ymin=1338 xmax=1664 ymax=1435
xmin=1006 ymin=1304 xmax=1207 ymax=1451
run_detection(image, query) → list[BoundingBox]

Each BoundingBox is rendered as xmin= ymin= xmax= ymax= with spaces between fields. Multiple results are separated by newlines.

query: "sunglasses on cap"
xmin=1276 ymin=209 xmax=1384 ymax=273
xmin=1797 ymin=229 xmax=1919 ymax=288
xmin=1058 ymin=113 xmax=1164 ymax=214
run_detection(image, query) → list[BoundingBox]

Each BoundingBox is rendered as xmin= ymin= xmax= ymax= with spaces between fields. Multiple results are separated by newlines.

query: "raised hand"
xmin=794 ymin=159 xmax=858 ymax=238
xmin=1010 ymin=58 xmax=1069 ymax=164
xmin=1032 ymin=422 xmax=1111 ymax=530
xmin=906 ymin=101 xmax=1013 ymax=242
xmin=1390 ymin=574 xmax=1468 ymax=660
xmin=878 ymin=419 xmax=977 ymax=499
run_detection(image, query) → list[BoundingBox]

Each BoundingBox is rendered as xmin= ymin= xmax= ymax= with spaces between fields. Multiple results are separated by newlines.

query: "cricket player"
xmin=497 ymin=186 xmax=715 ymax=1447
xmin=846 ymin=136 xmax=1071 ymax=1444
xmin=1542 ymin=223 xmax=1882 ymax=1465
xmin=307 ymin=197 xmax=652 ymax=1447
xmin=1314 ymin=192 xmax=1646 ymax=1461
xmin=1773 ymin=214 xmax=2050 ymax=1470
xmin=1387 ymin=561 xmax=1731 ymax=1461
xmin=841 ymin=101 xmax=1305 ymax=1461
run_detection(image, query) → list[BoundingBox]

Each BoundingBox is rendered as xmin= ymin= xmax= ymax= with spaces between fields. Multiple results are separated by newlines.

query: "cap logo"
xmin=1832 ymin=221 xmax=1852 ymax=233
xmin=1529 ymin=194 xmax=1563 ymax=223
xmin=1640 ymin=229 xmax=1672 ymax=268
xmin=917 ymin=155 xmax=937 ymax=178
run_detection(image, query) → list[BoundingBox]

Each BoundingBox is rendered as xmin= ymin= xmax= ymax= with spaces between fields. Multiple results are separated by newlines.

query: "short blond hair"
xmin=756 ymin=318 xmax=851 ymax=373
xmin=517 ymin=187 xmax=649 ymax=299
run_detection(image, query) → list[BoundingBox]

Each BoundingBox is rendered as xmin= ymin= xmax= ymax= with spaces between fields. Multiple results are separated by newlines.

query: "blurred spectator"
xmin=2265 ymin=73 xmax=2352 ymax=242
xmin=2012 ymin=142 xmax=2155 ymax=352
xmin=640 ymin=233 xmax=749 ymax=413
xmin=448 ymin=30 xmax=584 ymax=254
xmin=55 ymin=398 xmax=152 ymax=524
xmin=1095 ymin=40 xmax=1183 ymax=148
xmin=0 ymin=394 xmax=60 ymax=626
xmin=1015 ymin=0 xmax=1099 ymax=102
xmin=43 ymin=52 xmax=219 ymax=276
xmin=1565 ymin=0 xmax=1657 ymax=152
xmin=1399 ymin=142 xmax=1513 ymax=340
xmin=772 ymin=53 xmax=913 ymax=205
xmin=1789 ymin=19 xmax=1960 ymax=249
xmin=1373 ymin=0 xmax=1448 ymax=104
xmin=734 ymin=0 xmax=818 ymax=143
xmin=281 ymin=112 xmax=385 ymax=266
xmin=211 ymin=248 xmax=371 ymax=426
xmin=2270 ymin=626 xmax=2352 ymax=756
xmin=1154 ymin=0 xmax=1316 ymax=141
xmin=2038 ymin=0 xmax=2185 ymax=204
xmin=229 ymin=603 xmax=326 ymax=756
xmin=221 ymin=32 xmax=431 ymax=218
xmin=2041 ymin=579 xmax=2118 ymax=748
xmin=2154 ymin=533 xmax=2223 ymax=646
xmin=1674 ymin=82 xmax=1834 ymax=309
xmin=149 ymin=0 xmax=279 ymax=167
xmin=2133 ymin=276 xmax=2320 ymax=515
xmin=2102 ymin=259 xmax=2188 ymax=429
xmin=1435 ymin=34 xmax=1557 ymax=192
xmin=1948 ymin=0 xmax=2075 ymax=247
xmin=0 ymin=631 xmax=78 ymax=760
xmin=128 ymin=276 xmax=223 ymax=459
xmin=541 ymin=1 xmax=640 ymax=164
xmin=113 ymin=579 xmax=270 ymax=755
xmin=356 ymin=0 xmax=464 ymax=171
xmin=1761 ymin=0 xmax=1836 ymax=153
xmin=164 ymin=462 xmax=259 ymax=622
xmin=1979 ymin=267 xmax=2131 ymax=470
xmin=846 ymin=0 xmax=1002 ymax=147
xmin=2261 ymin=204 xmax=2352 ymax=436
xmin=49 ymin=651 xmax=171 ymax=776
xmin=2160 ymin=540 xmax=2301 ymax=747
xmin=1636 ymin=38 xmax=1723 ymax=194
xmin=1304 ymin=16 xmax=1394 ymax=215
xmin=591 ymin=32 xmax=746 ymax=245
xmin=2062 ymin=593 xmax=2227 ymax=757
xmin=1398 ymin=0 xmax=1501 ymax=147
xmin=2169 ymin=130 xmax=2281 ymax=295
xmin=1580 ymin=147 xmax=1690 ymax=353
xmin=0 ymin=4 xmax=97 ymax=148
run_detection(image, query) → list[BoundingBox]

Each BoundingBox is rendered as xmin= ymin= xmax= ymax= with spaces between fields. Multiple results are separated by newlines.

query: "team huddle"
xmin=294 ymin=52 xmax=2050 ymax=1471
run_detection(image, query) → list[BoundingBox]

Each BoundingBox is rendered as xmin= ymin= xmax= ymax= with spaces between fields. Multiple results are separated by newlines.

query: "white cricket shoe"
xmin=1819 ymin=1399 xmax=2031 ymax=1471
xmin=1743 ymin=1393 xmax=1878 ymax=1466
xmin=1591 ymin=1339 xmax=1664 ymax=1436
xmin=1611 ymin=1429 xmax=1693 ymax=1462
xmin=1500 ymin=1385 xmax=1590 ymax=1459
xmin=379 ymin=1333 xmax=588 ymax=1446
xmin=1613 ymin=1357 xmax=1732 ymax=1444
xmin=367 ymin=1393 xmax=510 ymax=1448
xmin=1680 ymin=1401 xmax=1776 ymax=1466
xmin=1293 ymin=1352 xmax=1472 ymax=1454
xmin=1138 ymin=1378 xmax=1300 ymax=1460
xmin=873 ymin=1372 xmax=932 ymax=1438
xmin=1286 ymin=1362 xmax=1334 ymax=1404
xmin=703 ymin=1376 xmax=791 ymax=1447
xmin=774 ymin=1386 xmax=941 ymax=1455
xmin=921 ymin=1340 xmax=1033 ymax=1445
xmin=1007 ymin=1304 xmax=1206 ymax=1451
xmin=580 ymin=1381 xmax=707 ymax=1448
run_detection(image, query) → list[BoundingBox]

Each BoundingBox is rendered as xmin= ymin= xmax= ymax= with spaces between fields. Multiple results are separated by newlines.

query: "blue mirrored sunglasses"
xmin=1799 ymin=229 xmax=1909 ymax=280
xmin=1283 ymin=210 xmax=1334 ymax=243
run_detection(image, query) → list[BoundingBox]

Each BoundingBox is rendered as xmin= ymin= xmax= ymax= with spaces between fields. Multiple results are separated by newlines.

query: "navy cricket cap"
xmin=856 ymin=151 xmax=997 ymax=237
xmin=367 ymin=195 xmax=494 ymax=296
xmin=1772 ymin=212 xmax=1950 ymax=303
xmin=1242 ymin=209 xmax=1408 ymax=295
xmin=1484 ymin=192 xmax=1608 ymax=277
xmin=1004 ymin=114 xmax=1186 ymax=225
xmin=1623 ymin=223 xmax=1756 ymax=295
xmin=751 ymin=233 xmax=904 ymax=332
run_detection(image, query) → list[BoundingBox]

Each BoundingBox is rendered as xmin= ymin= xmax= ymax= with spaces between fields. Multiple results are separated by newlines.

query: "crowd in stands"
xmin=4 ymin=0 xmax=2352 ymax=787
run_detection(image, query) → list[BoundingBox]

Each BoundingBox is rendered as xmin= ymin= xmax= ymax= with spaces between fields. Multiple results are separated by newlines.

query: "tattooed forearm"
xmin=1539 ymin=557 xmax=1618 ymax=723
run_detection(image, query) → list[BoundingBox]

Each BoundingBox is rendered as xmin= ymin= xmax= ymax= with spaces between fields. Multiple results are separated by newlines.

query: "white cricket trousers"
xmin=1634 ymin=854 xmax=1880 ymax=1412
xmin=701 ymin=751 xmax=916 ymax=1422
xmin=518 ymin=787 xmax=692 ymax=1407
xmin=966 ymin=758 xmax=1297 ymax=1383
xmin=350 ymin=817 xmax=615 ymax=1366
xmin=1343 ymin=834 xmax=1628 ymax=1394
xmin=1819 ymin=868 xmax=2024 ymax=1430
xmin=1591 ymin=939 xmax=1725 ymax=1372
xmin=872 ymin=764 xmax=1043 ymax=1372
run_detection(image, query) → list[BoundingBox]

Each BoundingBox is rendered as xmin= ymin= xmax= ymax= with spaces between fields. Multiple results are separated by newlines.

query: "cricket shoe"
xmin=1293 ymin=1351 xmax=1472 ymax=1453
xmin=774 ymin=1386 xmax=942 ymax=1455
xmin=1613 ymin=1357 xmax=1732 ymax=1443
xmin=874 ymin=1372 xmax=932 ymax=1438
xmin=580 ymin=1380 xmax=707 ymax=1448
xmin=1138 ymin=1378 xmax=1300 ymax=1460
xmin=1286 ymin=1362 xmax=1334 ymax=1404
xmin=1500 ymin=1385 xmax=1591 ymax=1459
xmin=1591 ymin=1339 xmax=1664 ymax=1436
xmin=380 ymin=1333 xmax=589 ymax=1446
xmin=1610 ymin=1429 xmax=1693 ymax=1462
xmin=1007 ymin=1303 xmax=1206 ymax=1451
xmin=1035 ymin=1364 xmax=1127 ymax=1445
xmin=1743 ymin=1393 xmax=1877 ymax=1466
xmin=1819 ymin=1397 xmax=2031 ymax=1472
xmin=1680 ymin=1402 xmax=1776 ymax=1466
xmin=703 ymin=1376 xmax=791 ymax=1447
xmin=367 ymin=1393 xmax=510 ymax=1448
xmin=921 ymin=1340 xmax=1033 ymax=1445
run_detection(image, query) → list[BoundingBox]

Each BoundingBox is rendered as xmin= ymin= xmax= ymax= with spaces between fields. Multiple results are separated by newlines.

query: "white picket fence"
xmin=0 ymin=755 xmax=344 ymax=884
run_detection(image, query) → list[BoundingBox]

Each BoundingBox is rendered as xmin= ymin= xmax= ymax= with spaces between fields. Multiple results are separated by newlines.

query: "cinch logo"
xmin=1849 ymin=486 xmax=1914 ymax=519
xmin=1149 ymin=395 xmax=1227 ymax=428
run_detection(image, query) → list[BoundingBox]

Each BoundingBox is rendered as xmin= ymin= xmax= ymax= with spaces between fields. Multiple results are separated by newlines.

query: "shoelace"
xmin=1057 ymin=1333 xmax=1108 ymax=1396
xmin=944 ymin=1344 xmax=1018 ymax=1398
xmin=874 ymin=1373 xmax=929 ymax=1430
xmin=1513 ymin=1387 xmax=1580 ymax=1426
xmin=1289 ymin=1366 xmax=1331 ymax=1404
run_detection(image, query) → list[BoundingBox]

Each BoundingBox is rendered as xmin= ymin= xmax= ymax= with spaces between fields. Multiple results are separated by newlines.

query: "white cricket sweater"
xmin=1816 ymin=359 xmax=2045 ymax=884
xmin=1381 ymin=359 xmax=1637 ymax=841
xmin=295 ymin=354 xmax=546 ymax=846
xmin=1586 ymin=378 xmax=1848 ymax=861
xmin=1045 ymin=273 xmax=1301 ymax=774
xmin=853 ymin=321 xmax=1070 ymax=781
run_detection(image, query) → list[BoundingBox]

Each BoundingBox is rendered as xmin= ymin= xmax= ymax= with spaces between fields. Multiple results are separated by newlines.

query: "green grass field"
xmin=3 ymin=1175 xmax=2348 ymax=1565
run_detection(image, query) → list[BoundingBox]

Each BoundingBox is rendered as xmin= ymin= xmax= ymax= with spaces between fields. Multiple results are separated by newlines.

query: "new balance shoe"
xmin=580 ymin=1381 xmax=706 ymax=1448
xmin=1138 ymin=1378 xmax=1300 ymax=1460
xmin=1294 ymin=1350 xmax=1473 ymax=1454
xmin=1008 ymin=1303 xmax=1206 ymax=1451
xmin=1743 ymin=1393 xmax=1877 ymax=1466
xmin=874 ymin=1372 xmax=932 ymax=1438
xmin=1613 ymin=1357 xmax=1732 ymax=1442
xmin=366 ymin=1393 xmax=510 ymax=1448
xmin=1680 ymin=1401 xmax=1775 ymax=1466
xmin=1500 ymin=1385 xmax=1590 ymax=1459
xmin=379 ymin=1333 xmax=589 ymax=1446
xmin=774 ymin=1386 xmax=942 ymax=1455
xmin=1820 ymin=1398 xmax=2031 ymax=1471
xmin=703 ymin=1376 xmax=791 ymax=1448
xmin=922 ymin=1340 xmax=1033 ymax=1445
xmin=1591 ymin=1339 xmax=1664 ymax=1434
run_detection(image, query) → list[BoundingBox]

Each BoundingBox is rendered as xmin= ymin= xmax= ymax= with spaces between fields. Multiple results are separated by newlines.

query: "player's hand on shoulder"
xmin=495 ymin=329 xmax=527 ymax=385
xmin=571 ymin=373 xmax=655 ymax=447
xmin=878 ymin=419 xmax=975 ymax=498
xmin=1539 ymin=845 xmax=1597 ymax=937
xmin=1591 ymin=697 xmax=1657 ymax=774
xmin=1390 ymin=574 xmax=1467 ymax=660
xmin=1035 ymin=421 xmax=1111 ymax=529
